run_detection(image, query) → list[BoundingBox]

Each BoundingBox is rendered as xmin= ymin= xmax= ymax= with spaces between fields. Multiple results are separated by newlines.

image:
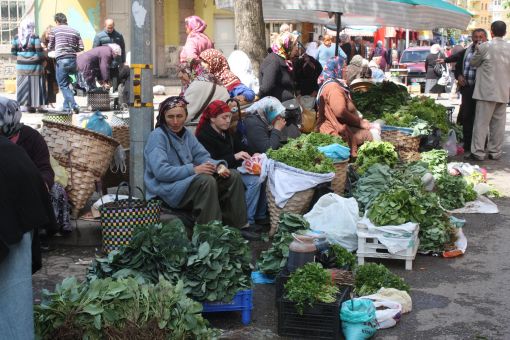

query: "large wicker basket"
xmin=43 ymin=113 xmax=73 ymax=125
xmin=267 ymin=186 xmax=315 ymax=236
xmin=112 ymin=125 xmax=130 ymax=148
xmin=41 ymin=120 xmax=119 ymax=217
xmin=331 ymin=160 xmax=348 ymax=195
xmin=381 ymin=129 xmax=421 ymax=162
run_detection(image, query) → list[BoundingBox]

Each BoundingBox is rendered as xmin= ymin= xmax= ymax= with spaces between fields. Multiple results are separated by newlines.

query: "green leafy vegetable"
xmin=299 ymin=132 xmax=348 ymax=148
xmin=351 ymin=81 xmax=410 ymax=119
xmin=320 ymin=244 xmax=357 ymax=269
xmin=403 ymin=97 xmax=449 ymax=133
xmin=420 ymin=149 xmax=448 ymax=178
xmin=436 ymin=174 xmax=477 ymax=210
xmin=355 ymin=141 xmax=398 ymax=175
xmin=267 ymin=138 xmax=335 ymax=173
xmin=353 ymin=164 xmax=393 ymax=212
xmin=284 ymin=263 xmax=339 ymax=314
xmin=354 ymin=263 xmax=410 ymax=296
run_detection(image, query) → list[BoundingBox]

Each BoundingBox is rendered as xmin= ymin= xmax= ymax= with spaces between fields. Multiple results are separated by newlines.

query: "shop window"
xmin=0 ymin=0 xmax=26 ymax=45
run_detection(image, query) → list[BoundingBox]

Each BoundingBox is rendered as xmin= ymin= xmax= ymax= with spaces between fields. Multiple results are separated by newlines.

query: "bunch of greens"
xmin=185 ymin=221 xmax=252 ymax=302
xmin=35 ymin=277 xmax=218 ymax=340
xmin=267 ymin=138 xmax=335 ymax=173
xmin=404 ymin=97 xmax=449 ymax=133
xmin=298 ymin=132 xmax=348 ymax=148
xmin=355 ymin=141 xmax=398 ymax=175
xmin=284 ymin=263 xmax=339 ymax=314
xmin=436 ymin=174 xmax=477 ymax=210
xmin=319 ymin=244 xmax=357 ymax=270
xmin=381 ymin=110 xmax=432 ymax=137
xmin=256 ymin=213 xmax=310 ymax=275
xmin=351 ymin=81 xmax=410 ymax=119
xmin=354 ymin=263 xmax=410 ymax=296
xmin=367 ymin=187 xmax=424 ymax=226
xmin=352 ymin=164 xmax=394 ymax=212
xmin=420 ymin=149 xmax=448 ymax=179
xmin=88 ymin=221 xmax=191 ymax=283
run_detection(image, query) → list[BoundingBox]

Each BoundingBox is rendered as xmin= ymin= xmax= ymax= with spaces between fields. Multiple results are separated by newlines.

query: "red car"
xmin=399 ymin=46 xmax=430 ymax=92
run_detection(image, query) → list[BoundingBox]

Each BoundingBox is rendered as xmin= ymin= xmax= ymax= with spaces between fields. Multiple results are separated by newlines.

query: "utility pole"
xmin=129 ymin=0 xmax=153 ymax=195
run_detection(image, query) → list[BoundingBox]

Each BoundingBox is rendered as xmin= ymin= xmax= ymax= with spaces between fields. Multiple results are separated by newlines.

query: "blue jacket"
xmin=144 ymin=127 xmax=223 ymax=208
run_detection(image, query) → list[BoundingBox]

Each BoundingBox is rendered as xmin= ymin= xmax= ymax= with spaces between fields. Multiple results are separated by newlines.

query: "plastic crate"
xmin=202 ymin=289 xmax=253 ymax=325
xmin=278 ymin=286 xmax=351 ymax=340
xmin=275 ymin=269 xmax=291 ymax=304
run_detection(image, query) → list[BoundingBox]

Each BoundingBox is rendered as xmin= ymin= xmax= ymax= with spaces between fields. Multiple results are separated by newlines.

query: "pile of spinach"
xmin=256 ymin=213 xmax=310 ymax=275
xmin=267 ymin=138 xmax=335 ymax=173
xmin=436 ymin=173 xmax=478 ymax=210
xmin=284 ymin=263 xmax=339 ymax=314
xmin=35 ymin=277 xmax=218 ymax=340
xmin=355 ymin=141 xmax=398 ymax=175
xmin=354 ymin=263 xmax=410 ymax=296
xmin=319 ymin=244 xmax=357 ymax=270
xmin=299 ymin=132 xmax=348 ymax=148
xmin=352 ymin=164 xmax=394 ymax=212
xmin=351 ymin=81 xmax=410 ymax=119
xmin=403 ymin=97 xmax=449 ymax=133
xmin=420 ymin=149 xmax=448 ymax=178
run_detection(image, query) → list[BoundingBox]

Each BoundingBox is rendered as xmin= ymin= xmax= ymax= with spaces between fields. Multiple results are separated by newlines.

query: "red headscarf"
xmin=195 ymin=100 xmax=231 ymax=136
xmin=199 ymin=49 xmax=241 ymax=91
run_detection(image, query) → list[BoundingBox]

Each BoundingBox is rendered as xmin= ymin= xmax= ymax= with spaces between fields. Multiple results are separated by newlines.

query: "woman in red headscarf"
xmin=196 ymin=100 xmax=268 ymax=231
xmin=180 ymin=15 xmax=214 ymax=62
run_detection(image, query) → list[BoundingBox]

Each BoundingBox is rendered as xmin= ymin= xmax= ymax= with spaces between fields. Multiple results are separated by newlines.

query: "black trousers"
xmin=459 ymin=85 xmax=476 ymax=150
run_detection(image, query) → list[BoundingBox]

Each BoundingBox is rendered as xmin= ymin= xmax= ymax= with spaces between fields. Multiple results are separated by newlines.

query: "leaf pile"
xmin=420 ymin=149 xmax=448 ymax=178
xmin=354 ymin=141 xmax=398 ymax=175
xmin=354 ymin=263 xmax=410 ymax=296
xmin=436 ymin=174 xmax=477 ymax=210
xmin=351 ymin=81 xmax=410 ymax=119
xmin=352 ymin=164 xmax=393 ymax=212
xmin=256 ymin=213 xmax=310 ymax=275
xmin=186 ymin=221 xmax=252 ymax=302
xmin=35 ymin=277 xmax=218 ymax=340
xmin=299 ymin=132 xmax=348 ymax=148
xmin=381 ymin=111 xmax=431 ymax=137
xmin=267 ymin=138 xmax=335 ymax=173
xmin=319 ymin=244 xmax=357 ymax=270
xmin=88 ymin=221 xmax=191 ymax=283
xmin=284 ymin=263 xmax=339 ymax=314
xmin=404 ymin=97 xmax=449 ymax=133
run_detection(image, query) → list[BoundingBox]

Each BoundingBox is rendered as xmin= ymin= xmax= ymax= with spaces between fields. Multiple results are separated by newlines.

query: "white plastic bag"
xmin=372 ymin=300 xmax=402 ymax=329
xmin=358 ymin=216 xmax=418 ymax=254
xmin=364 ymin=288 xmax=412 ymax=314
xmin=304 ymin=193 xmax=359 ymax=251
xmin=444 ymin=129 xmax=457 ymax=156
xmin=437 ymin=64 xmax=451 ymax=86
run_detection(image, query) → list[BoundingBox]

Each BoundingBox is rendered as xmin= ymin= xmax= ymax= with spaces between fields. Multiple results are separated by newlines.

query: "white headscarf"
xmin=227 ymin=50 xmax=260 ymax=94
xmin=108 ymin=43 xmax=122 ymax=57
xmin=430 ymin=44 xmax=441 ymax=54
xmin=18 ymin=18 xmax=35 ymax=49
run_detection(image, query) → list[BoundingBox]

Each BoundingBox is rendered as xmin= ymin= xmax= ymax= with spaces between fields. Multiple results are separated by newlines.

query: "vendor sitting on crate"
xmin=144 ymin=96 xmax=260 ymax=240
xmin=76 ymin=44 xmax=122 ymax=92
xmin=316 ymin=56 xmax=376 ymax=158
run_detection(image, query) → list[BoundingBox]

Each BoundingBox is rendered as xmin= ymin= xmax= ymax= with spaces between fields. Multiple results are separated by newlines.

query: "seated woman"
xmin=243 ymin=96 xmax=288 ymax=154
xmin=315 ymin=57 xmax=375 ymax=157
xmin=144 ymin=96 xmax=258 ymax=239
xmin=199 ymin=49 xmax=256 ymax=103
xmin=368 ymin=56 xmax=385 ymax=83
xmin=76 ymin=44 xmax=122 ymax=92
xmin=196 ymin=100 xmax=267 ymax=229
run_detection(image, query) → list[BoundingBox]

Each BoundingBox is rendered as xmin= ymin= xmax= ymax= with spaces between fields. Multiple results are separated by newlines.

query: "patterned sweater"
xmin=11 ymin=35 xmax=44 ymax=76
xmin=47 ymin=24 xmax=84 ymax=60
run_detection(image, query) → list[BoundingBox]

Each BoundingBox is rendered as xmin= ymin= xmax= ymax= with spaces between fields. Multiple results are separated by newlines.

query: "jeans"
xmin=0 ymin=232 xmax=34 ymax=340
xmin=56 ymin=57 xmax=78 ymax=111
xmin=241 ymin=174 xmax=267 ymax=225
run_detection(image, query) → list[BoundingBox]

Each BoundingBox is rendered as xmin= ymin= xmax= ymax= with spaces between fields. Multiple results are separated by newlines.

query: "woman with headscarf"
xmin=227 ymin=50 xmax=260 ymax=94
xmin=40 ymin=25 xmax=59 ymax=108
xmin=259 ymin=32 xmax=298 ymax=102
xmin=345 ymin=55 xmax=365 ymax=85
xmin=76 ymin=43 xmax=122 ymax=92
xmin=370 ymin=40 xmax=388 ymax=70
xmin=144 ymin=96 xmax=258 ymax=240
xmin=180 ymin=15 xmax=214 ymax=62
xmin=293 ymin=50 xmax=323 ymax=96
xmin=199 ymin=49 xmax=256 ymax=103
xmin=243 ymin=96 xmax=288 ymax=154
xmin=368 ymin=56 xmax=386 ymax=83
xmin=424 ymin=44 xmax=446 ymax=97
xmin=11 ymin=18 xmax=47 ymax=113
xmin=315 ymin=57 xmax=375 ymax=157
xmin=196 ymin=100 xmax=267 ymax=231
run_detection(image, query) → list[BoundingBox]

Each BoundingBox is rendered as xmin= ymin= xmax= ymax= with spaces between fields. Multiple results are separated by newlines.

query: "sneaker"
xmin=240 ymin=229 xmax=261 ymax=241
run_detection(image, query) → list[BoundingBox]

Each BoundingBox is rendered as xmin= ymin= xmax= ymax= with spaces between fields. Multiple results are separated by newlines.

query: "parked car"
xmin=399 ymin=46 xmax=430 ymax=92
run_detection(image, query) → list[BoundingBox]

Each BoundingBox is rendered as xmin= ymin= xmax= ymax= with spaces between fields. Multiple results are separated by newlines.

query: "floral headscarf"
xmin=245 ymin=96 xmax=285 ymax=124
xmin=195 ymin=100 xmax=231 ymax=136
xmin=318 ymin=56 xmax=346 ymax=85
xmin=200 ymin=49 xmax=240 ymax=91
xmin=271 ymin=32 xmax=297 ymax=69
xmin=178 ymin=60 xmax=217 ymax=95
xmin=17 ymin=18 xmax=35 ymax=49
xmin=185 ymin=15 xmax=207 ymax=34
xmin=0 ymin=96 xmax=22 ymax=138
xmin=156 ymin=96 xmax=188 ymax=128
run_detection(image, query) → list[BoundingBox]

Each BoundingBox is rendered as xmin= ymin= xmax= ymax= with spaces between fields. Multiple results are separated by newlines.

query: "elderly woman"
xmin=425 ymin=44 xmax=446 ymax=97
xmin=144 ymin=96 xmax=258 ymax=239
xmin=259 ymin=32 xmax=299 ymax=102
xmin=345 ymin=55 xmax=365 ymax=85
xmin=199 ymin=49 xmax=256 ymax=103
xmin=315 ymin=57 xmax=375 ymax=157
xmin=368 ymin=56 xmax=385 ymax=83
xmin=77 ymin=44 xmax=122 ymax=92
xmin=370 ymin=40 xmax=388 ymax=70
xmin=196 ymin=100 xmax=267 ymax=230
xmin=180 ymin=15 xmax=214 ymax=62
xmin=11 ymin=18 xmax=47 ymax=113
xmin=227 ymin=50 xmax=260 ymax=94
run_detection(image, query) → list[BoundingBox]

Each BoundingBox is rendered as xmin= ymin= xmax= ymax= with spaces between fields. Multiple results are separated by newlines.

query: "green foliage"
xmin=436 ymin=174 xmax=477 ymax=210
xmin=299 ymin=132 xmax=348 ymax=148
xmin=355 ymin=141 xmax=398 ymax=175
xmin=323 ymin=244 xmax=357 ymax=269
xmin=256 ymin=213 xmax=310 ymax=275
xmin=34 ymin=277 xmax=218 ymax=340
xmin=420 ymin=149 xmax=448 ymax=178
xmin=284 ymin=263 xmax=339 ymax=314
xmin=404 ymin=97 xmax=449 ymax=133
xmin=352 ymin=164 xmax=394 ymax=212
xmin=354 ymin=263 xmax=410 ymax=296
xmin=351 ymin=81 xmax=410 ymax=119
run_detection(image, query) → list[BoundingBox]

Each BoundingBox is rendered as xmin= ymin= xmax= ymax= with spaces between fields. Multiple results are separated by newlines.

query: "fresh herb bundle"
xmin=436 ymin=173 xmax=477 ymax=210
xmin=299 ymin=132 xmax=348 ymax=148
xmin=420 ymin=149 xmax=448 ymax=178
xmin=351 ymin=81 xmax=410 ymax=119
xmin=267 ymin=139 xmax=335 ymax=173
xmin=355 ymin=141 xmax=398 ymax=175
xmin=354 ymin=263 xmax=410 ymax=296
xmin=319 ymin=244 xmax=357 ymax=270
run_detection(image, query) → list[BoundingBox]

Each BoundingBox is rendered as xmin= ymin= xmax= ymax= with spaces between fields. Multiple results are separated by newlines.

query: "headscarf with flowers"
xmin=317 ymin=55 xmax=346 ymax=85
xmin=156 ymin=96 xmax=188 ymax=128
xmin=199 ymin=49 xmax=240 ymax=91
xmin=271 ymin=31 xmax=297 ymax=70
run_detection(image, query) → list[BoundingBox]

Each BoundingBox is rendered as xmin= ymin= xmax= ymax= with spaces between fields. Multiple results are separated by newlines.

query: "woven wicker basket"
xmin=43 ymin=113 xmax=72 ymax=125
xmin=331 ymin=160 xmax=348 ymax=195
xmin=112 ymin=125 xmax=130 ymax=148
xmin=381 ymin=130 xmax=421 ymax=163
xmin=41 ymin=120 xmax=119 ymax=217
xmin=267 ymin=186 xmax=315 ymax=236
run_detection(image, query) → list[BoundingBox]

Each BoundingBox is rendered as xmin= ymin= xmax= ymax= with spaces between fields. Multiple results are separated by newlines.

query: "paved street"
xmin=6 ymin=88 xmax=509 ymax=339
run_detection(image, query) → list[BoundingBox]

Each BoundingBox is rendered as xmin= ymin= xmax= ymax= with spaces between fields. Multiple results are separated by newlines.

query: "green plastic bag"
xmin=340 ymin=298 xmax=378 ymax=340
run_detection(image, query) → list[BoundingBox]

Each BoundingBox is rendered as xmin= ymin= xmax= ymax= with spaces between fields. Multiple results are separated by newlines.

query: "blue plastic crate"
xmin=202 ymin=289 xmax=253 ymax=325
xmin=381 ymin=125 xmax=414 ymax=135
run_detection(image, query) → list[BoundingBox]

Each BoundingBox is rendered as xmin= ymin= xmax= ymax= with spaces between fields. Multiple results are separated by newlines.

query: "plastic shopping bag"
xmin=444 ymin=129 xmax=457 ymax=156
xmin=304 ymin=193 xmax=359 ymax=251
xmin=340 ymin=298 xmax=378 ymax=340
xmin=318 ymin=143 xmax=351 ymax=162
xmin=372 ymin=300 xmax=402 ymax=329
xmin=86 ymin=111 xmax=112 ymax=137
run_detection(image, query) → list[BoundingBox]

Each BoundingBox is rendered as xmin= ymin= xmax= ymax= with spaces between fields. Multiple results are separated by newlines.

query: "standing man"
xmin=93 ymin=18 xmax=126 ymax=92
xmin=469 ymin=21 xmax=510 ymax=161
xmin=48 ymin=13 xmax=83 ymax=114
